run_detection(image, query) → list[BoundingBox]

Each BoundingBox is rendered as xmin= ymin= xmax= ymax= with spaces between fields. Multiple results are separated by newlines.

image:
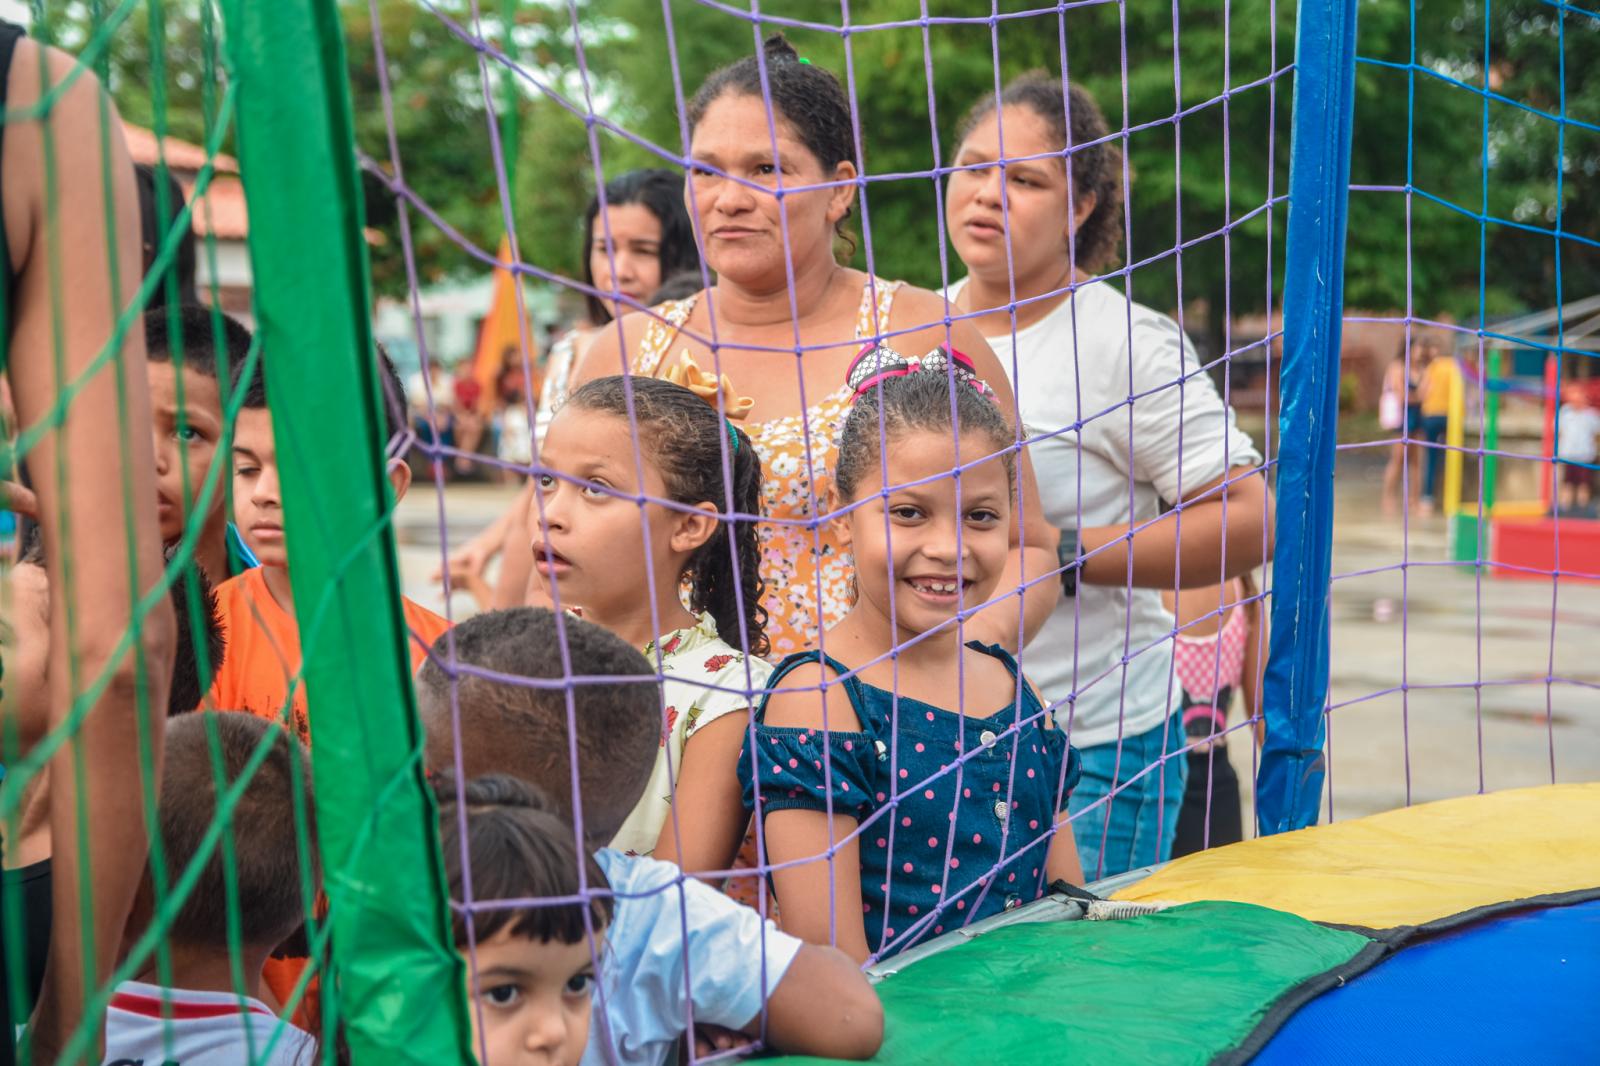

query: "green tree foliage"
xmin=1349 ymin=1 xmax=1600 ymax=326
xmin=45 ymin=0 xmax=1600 ymax=337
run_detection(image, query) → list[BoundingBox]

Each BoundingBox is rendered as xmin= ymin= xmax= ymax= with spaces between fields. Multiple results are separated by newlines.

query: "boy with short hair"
xmin=145 ymin=304 xmax=260 ymax=582
xmin=206 ymin=342 xmax=450 ymax=737
xmin=416 ymin=608 xmax=884 ymax=1066
xmin=106 ymin=711 xmax=318 ymax=1064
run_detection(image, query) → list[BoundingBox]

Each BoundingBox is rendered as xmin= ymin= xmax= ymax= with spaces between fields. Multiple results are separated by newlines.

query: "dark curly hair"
xmin=582 ymin=169 xmax=701 ymax=327
xmin=566 ymin=376 xmax=769 ymax=657
xmin=834 ymin=368 xmax=1017 ymax=503
xmin=955 ymin=72 xmax=1123 ymax=274
xmin=688 ymin=33 xmax=858 ymax=258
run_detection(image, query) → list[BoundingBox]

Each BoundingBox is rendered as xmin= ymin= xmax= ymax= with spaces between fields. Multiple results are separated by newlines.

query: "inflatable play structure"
xmin=773 ymin=784 xmax=1600 ymax=1065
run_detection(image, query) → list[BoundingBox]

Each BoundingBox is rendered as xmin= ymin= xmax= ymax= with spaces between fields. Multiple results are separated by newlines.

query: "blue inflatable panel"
xmin=1255 ymin=899 xmax=1600 ymax=1065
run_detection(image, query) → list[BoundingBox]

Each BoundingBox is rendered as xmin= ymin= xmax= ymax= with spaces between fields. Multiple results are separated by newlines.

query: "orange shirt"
xmin=206 ymin=567 xmax=451 ymax=740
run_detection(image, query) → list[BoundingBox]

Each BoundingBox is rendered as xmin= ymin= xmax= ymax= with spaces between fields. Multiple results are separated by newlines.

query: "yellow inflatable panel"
xmin=1113 ymin=784 xmax=1600 ymax=929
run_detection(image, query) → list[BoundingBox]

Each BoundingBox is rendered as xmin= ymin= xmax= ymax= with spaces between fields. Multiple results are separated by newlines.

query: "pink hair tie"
xmin=844 ymin=342 xmax=998 ymax=401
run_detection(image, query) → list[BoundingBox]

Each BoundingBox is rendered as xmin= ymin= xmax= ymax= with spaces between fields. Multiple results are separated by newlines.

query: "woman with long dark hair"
xmin=439 ymin=169 xmax=700 ymax=607
xmin=573 ymin=36 xmax=1061 ymax=661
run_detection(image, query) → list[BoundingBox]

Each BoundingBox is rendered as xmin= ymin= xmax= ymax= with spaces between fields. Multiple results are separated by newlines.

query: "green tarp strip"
xmin=219 ymin=0 xmax=472 ymax=1060
xmin=772 ymin=902 xmax=1371 ymax=1066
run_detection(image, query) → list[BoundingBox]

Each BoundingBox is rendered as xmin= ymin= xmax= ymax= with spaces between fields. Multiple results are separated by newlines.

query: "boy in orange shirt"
xmin=147 ymin=304 xmax=261 ymax=581
xmin=205 ymin=340 xmax=450 ymax=738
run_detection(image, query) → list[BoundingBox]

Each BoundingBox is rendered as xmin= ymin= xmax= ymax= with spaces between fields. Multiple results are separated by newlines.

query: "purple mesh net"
xmin=355 ymin=1 xmax=1594 ymax=1061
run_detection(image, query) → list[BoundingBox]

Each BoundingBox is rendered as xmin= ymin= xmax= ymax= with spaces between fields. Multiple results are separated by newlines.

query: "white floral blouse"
xmin=609 ymin=613 xmax=775 ymax=857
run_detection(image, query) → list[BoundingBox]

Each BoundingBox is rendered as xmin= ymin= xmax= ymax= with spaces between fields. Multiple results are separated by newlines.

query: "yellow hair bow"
xmin=663 ymin=351 xmax=756 ymax=422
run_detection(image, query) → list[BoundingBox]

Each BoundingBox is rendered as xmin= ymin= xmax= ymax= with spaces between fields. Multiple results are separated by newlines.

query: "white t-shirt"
xmin=583 ymin=850 xmax=803 ymax=1066
xmin=1556 ymin=405 xmax=1600 ymax=464
xmin=104 ymin=980 xmax=316 ymax=1066
xmin=948 ymin=277 xmax=1263 ymax=749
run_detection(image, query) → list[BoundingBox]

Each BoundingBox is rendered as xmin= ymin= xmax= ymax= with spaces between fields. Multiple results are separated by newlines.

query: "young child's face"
xmin=149 ymin=362 xmax=224 ymax=545
xmin=465 ymin=927 xmax=600 ymax=1066
xmin=231 ymin=407 xmax=287 ymax=568
xmin=230 ymin=405 xmax=411 ymax=572
xmin=530 ymin=408 xmax=689 ymax=622
xmin=834 ymin=429 xmax=1013 ymax=638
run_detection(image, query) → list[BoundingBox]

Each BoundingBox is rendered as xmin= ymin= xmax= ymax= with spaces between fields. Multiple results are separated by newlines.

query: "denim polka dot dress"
xmin=739 ymin=642 xmax=1081 ymax=961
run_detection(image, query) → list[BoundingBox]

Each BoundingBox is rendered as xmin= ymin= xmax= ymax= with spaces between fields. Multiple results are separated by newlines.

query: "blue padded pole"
xmin=1257 ymin=0 xmax=1359 ymax=834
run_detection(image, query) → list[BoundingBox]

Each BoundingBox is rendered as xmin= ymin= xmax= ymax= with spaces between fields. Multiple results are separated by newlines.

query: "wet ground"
xmin=396 ymin=449 xmax=1600 ymax=834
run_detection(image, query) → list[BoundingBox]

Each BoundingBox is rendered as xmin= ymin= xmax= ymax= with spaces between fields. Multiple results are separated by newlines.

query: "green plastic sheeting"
xmin=218 ymin=0 xmax=472 ymax=1061
xmin=772 ymin=902 xmax=1371 ymax=1066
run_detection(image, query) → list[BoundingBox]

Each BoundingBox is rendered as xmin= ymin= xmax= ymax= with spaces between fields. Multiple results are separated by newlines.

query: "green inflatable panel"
xmin=771 ymin=902 xmax=1373 ymax=1066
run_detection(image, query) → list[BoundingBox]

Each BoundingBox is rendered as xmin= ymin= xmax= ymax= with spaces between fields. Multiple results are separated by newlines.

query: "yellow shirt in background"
xmin=1420 ymin=357 xmax=1460 ymax=417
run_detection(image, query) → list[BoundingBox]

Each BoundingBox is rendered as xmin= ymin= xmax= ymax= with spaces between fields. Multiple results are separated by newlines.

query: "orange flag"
xmin=470 ymin=235 xmax=535 ymax=414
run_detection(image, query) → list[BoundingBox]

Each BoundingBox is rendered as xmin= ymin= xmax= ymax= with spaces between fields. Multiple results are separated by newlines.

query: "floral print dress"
xmin=633 ymin=278 xmax=904 ymax=658
xmin=609 ymin=613 xmax=775 ymax=858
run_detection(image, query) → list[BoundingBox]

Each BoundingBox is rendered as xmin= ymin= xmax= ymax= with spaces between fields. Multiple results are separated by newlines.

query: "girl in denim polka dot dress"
xmin=739 ymin=350 xmax=1083 ymax=963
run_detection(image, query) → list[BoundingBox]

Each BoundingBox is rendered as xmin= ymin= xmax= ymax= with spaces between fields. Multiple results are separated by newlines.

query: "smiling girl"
xmin=740 ymin=356 xmax=1082 ymax=963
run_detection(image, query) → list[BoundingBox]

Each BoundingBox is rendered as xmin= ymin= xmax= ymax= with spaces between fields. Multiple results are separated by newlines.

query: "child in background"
xmin=415 ymin=608 xmax=883 ymax=1066
xmin=1555 ymin=384 xmax=1600 ymax=512
xmin=205 ymin=341 xmax=451 ymax=737
xmin=105 ymin=711 xmax=318 ymax=1065
xmin=1164 ymin=574 xmax=1267 ymax=858
xmin=146 ymin=304 xmax=260 ymax=581
xmin=434 ymin=773 xmax=611 ymax=1066
xmin=533 ymin=376 xmax=772 ymax=869
xmin=1415 ymin=339 xmax=1458 ymax=515
xmin=741 ymin=351 xmax=1083 ymax=963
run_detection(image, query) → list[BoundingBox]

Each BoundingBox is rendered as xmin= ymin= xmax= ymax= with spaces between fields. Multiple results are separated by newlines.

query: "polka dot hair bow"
xmin=845 ymin=342 xmax=999 ymax=402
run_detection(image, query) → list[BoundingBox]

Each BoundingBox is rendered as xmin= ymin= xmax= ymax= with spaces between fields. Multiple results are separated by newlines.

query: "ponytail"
xmin=687 ymin=423 xmax=769 ymax=657
xmin=565 ymin=375 xmax=771 ymax=657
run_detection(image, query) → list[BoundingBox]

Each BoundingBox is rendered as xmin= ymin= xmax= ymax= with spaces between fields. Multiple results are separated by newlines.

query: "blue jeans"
xmin=1068 ymin=709 xmax=1188 ymax=880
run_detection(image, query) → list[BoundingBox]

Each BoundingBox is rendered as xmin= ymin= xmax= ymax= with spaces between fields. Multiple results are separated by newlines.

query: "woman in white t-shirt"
xmin=944 ymin=73 xmax=1272 ymax=878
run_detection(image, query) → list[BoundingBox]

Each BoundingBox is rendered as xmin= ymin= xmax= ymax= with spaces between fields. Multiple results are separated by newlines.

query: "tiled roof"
xmin=123 ymin=122 xmax=239 ymax=174
xmin=185 ymin=175 xmax=248 ymax=240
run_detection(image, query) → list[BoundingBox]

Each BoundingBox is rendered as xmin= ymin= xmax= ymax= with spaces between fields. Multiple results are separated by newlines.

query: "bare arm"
xmin=1238 ymin=574 xmax=1269 ymax=745
xmin=490 ymin=478 xmax=536 ymax=609
xmin=433 ymin=494 xmax=513 ymax=584
xmin=1080 ymin=466 xmax=1273 ymax=589
xmin=758 ymin=668 xmax=872 ymax=963
xmin=567 ymin=312 xmax=652 ymax=393
xmin=651 ymin=712 xmax=751 ymax=878
xmin=1044 ymin=812 xmax=1085 ymax=887
xmin=752 ymin=943 xmax=885 ymax=1060
xmin=5 ymin=42 xmax=174 ymax=1062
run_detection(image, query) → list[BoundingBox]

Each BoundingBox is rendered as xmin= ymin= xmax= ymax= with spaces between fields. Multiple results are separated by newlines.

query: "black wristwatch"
xmin=1057 ymin=527 xmax=1080 ymax=598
